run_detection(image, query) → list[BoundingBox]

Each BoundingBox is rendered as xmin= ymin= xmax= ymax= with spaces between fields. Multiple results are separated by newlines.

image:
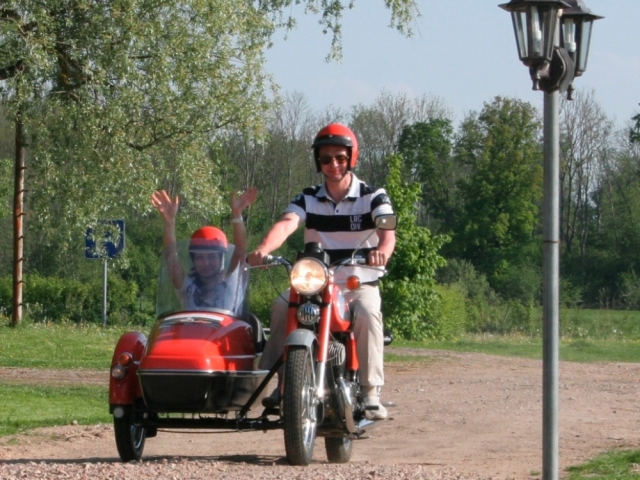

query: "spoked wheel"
xmin=114 ymin=414 xmax=146 ymax=461
xmin=283 ymin=346 xmax=317 ymax=466
xmin=325 ymin=436 xmax=353 ymax=463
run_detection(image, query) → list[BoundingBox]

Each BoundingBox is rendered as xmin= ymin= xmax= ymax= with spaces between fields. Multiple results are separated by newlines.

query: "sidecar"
xmin=108 ymin=242 xmax=277 ymax=462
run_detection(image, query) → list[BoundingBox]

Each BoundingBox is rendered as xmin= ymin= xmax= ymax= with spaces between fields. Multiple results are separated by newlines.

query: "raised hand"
xmin=231 ymin=187 xmax=258 ymax=216
xmin=151 ymin=190 xmax=179 ymax=224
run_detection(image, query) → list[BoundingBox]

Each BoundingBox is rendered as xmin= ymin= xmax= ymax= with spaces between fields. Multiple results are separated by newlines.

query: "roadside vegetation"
xmin=565 ymin=450 xmax=640 ymax=480
xmin=1 ymin=0 xmax=639 ymax=470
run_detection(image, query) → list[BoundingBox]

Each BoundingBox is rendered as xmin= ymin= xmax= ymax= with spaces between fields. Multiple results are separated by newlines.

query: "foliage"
xmin=260 ymin=1 xmax=418 ymax=61
xmin=451 ymin=96 xmax=542 ymax=287
xmin=397 ymin=118 xmax=458 ymax=231
xmin=630 ymin=110 xmax=640 ymax=144
xmin=350 ymin=91 xmax=452 ymax=188
xmin=430 ymin=284 xmax=467 ymax=339
xmin=435 ymin=258 xmax=536 ymax=335
xmin=1 ymin=0 xmax=277 ymax=250
xmin=381 ymin=154 xmax=449 ymax=340
xmin=0 ymin=274 xmax=144 ymax=325
xmin=619 ymin=269 xmax=640 ymax=310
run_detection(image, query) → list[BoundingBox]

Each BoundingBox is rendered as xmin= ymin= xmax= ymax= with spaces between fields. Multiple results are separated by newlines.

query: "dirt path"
xmin=1 ymin=349 xmax=640 ymax=479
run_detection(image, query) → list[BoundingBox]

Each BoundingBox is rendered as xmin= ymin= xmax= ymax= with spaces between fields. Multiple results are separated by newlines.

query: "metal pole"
xmin=542 ymin=54 xmax=561 ymax=480
xmin=102 ymin=259 xmax=108 ymax=326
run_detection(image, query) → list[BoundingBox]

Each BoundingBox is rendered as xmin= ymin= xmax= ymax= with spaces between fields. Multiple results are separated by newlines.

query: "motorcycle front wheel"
xmin=283 ymin=346 xmax=317 ymax=466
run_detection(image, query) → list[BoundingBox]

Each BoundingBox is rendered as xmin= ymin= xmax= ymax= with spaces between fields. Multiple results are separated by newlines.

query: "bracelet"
xmin=231 ymin=216 xmax=243 ymax=224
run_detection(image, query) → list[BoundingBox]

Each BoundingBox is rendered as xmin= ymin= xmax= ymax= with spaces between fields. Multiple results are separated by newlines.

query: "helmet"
xmin=189 ymin=226 xmax=228 ymax=253
xmin=311 ymin=123 xmax=359 ymax=172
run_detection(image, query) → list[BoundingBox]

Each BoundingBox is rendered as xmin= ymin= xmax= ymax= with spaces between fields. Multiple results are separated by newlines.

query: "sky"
xmin=264 ymin=0 xmax=639 ymax=128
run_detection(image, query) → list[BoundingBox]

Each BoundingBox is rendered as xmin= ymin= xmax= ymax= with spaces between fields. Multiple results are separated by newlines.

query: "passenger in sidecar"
xmin=151 ymin=187 xmax=257 ymax=314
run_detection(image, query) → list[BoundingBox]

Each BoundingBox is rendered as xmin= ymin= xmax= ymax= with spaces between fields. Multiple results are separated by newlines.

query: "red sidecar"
xmin=108 ymin=242 xmax=275 ymax=461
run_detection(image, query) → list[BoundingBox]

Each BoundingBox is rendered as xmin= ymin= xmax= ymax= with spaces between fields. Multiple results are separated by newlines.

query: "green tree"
xmin=0 ymin=0 xmax=418 ymax=324
xmin=630 ymin=107 xmax=640 ymax=144
xmin=382 ymin=154 xmax=449 ymax=340
xmin=397 ymin=118 xmax=458 ymax=231
xmin=451 ymin=97 xmax=543 ymax=290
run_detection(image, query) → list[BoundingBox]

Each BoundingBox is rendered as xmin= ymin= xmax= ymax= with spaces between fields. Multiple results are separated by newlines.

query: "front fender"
xmin=109 ymin=331 xmax=147 ymax=407
xmin=285 ymin=329 xmax=316 ymax=350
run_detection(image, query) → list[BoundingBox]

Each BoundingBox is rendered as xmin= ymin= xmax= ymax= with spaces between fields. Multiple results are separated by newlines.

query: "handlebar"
xmin=246 ymin=253 xmax=385 ymax=275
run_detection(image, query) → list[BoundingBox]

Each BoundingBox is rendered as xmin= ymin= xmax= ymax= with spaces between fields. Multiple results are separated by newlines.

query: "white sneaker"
xmin=363 ymin=386 xmax=388 ymax=420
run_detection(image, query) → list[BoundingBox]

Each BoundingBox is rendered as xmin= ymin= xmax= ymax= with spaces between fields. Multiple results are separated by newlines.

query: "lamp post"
xmin=498 ymin=1 xmax=602 ymax=479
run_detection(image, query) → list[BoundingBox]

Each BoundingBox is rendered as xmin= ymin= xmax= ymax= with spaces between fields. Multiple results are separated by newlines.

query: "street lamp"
xmin=499 ymin=1 xmax=602 ymax=480
xmin=500 ymin=0 xmax=574 ymax=92
xmin=560 ymin=0 xmax=604 ymax=77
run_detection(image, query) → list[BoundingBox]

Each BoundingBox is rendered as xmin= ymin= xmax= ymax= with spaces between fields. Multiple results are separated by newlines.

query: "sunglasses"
xmin=319 ymin=154 xmax=349 ymax=166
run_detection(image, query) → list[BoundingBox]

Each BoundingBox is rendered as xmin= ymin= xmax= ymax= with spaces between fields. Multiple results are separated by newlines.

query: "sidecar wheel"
xmin=114 ymin=415 xmax=146 ymax=461
xmin=283 ymin=346 xmax=317 ymax=466
xmin=325 ymin=436 xmax=353 ymax=463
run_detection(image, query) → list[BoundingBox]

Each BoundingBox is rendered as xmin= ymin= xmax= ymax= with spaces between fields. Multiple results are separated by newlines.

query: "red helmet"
xmin=311 ymin=123 xmax=359 ymax=172
xmin=189 ymin=226 xmax=228 ymax=253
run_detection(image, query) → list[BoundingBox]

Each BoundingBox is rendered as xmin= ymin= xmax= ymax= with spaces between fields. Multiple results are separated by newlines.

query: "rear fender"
xmin=109 ymin=331 xmax=147 ymax=407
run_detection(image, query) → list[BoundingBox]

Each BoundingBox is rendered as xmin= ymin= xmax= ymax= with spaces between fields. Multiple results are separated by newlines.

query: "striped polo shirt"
xmin=284 ymin=173 xmax=395 ymax=284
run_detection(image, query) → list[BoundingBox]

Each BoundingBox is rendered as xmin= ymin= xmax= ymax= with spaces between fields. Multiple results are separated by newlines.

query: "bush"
xmin=437 ymin=258 xmax=495 ymax=302
xmin=619 ymin=269 xmax=640 ymax=310
xmin=431 ymin=284 xmax=467 ymax=339
xmin=382 ymin=282 xmax=466 ymax=341
xmin=0 ymin=274 xmax=143 ymax=325
xmin=495 ymin=263 xmax=541 ymax=305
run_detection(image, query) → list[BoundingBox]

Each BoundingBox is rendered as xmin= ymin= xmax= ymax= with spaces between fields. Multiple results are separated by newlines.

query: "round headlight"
xmin=290 ymin=257 xmax=328 ymax=295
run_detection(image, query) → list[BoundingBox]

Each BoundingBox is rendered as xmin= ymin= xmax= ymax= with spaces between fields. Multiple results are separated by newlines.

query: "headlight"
xmin=290 ymin=257 xmax=328 ymax=295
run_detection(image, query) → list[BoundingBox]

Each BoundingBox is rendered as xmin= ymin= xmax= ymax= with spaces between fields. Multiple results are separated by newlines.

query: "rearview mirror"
xmin=374 ymin=214 xmax=397 ymax=230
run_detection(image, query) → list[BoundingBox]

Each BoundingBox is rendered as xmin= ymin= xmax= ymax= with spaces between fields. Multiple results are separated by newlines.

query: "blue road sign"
xmin=85 ymin=220 xmax=125 ymax=259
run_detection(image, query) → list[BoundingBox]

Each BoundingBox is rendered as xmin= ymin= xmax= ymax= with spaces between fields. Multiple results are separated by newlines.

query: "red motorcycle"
xmin=108 ymin=214 xmax=395 ymax=465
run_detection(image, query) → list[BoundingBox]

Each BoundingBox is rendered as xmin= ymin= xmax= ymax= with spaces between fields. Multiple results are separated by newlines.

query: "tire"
xmin=114 ymin=414 xmax=146 ymax=461
xmin=325 ymin=436 xmax=353 ymax=463
xmin=283 ymin=346 xmax=317 ymax=466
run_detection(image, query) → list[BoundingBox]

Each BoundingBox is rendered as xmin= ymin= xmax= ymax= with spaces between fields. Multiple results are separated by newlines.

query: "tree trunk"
xmin=11 ymin=114 xmax=25 ymax=327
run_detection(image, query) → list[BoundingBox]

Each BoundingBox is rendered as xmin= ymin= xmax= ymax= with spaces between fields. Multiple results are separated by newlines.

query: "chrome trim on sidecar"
xmin=138 ymin=369 xmax=270 ymax=376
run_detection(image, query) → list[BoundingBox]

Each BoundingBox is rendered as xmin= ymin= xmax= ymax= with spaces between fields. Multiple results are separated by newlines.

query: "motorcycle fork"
xmin=313 ymin=286 xmax=333 ymax=400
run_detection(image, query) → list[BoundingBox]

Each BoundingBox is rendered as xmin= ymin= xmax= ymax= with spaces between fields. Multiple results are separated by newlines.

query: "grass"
xmin=388 ymin=336 xmax=640 ymax=363
xmin=0 ymin=321 xmax=131 ymax=369
xmin=0 ymin=316 xmax=637 ymax=480
xmin=565 ymin=449 xmax=640 ymax=479
xmin=0 ymin=383 xmax=110 ymax=437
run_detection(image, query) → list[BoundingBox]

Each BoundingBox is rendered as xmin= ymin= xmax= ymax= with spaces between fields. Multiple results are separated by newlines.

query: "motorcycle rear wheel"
xmin=114 ymin=414 xmax=146 ymax=461
xmin=283 ymin=346 xmax=317 ymax=466
xmin=325 ymin=436 xmax=353 ymax=463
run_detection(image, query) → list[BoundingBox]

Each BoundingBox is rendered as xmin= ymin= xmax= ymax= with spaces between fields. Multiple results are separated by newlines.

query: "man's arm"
xmin=368 ymin=229 xmax=396 ymax=267
xmin=247 ymin=212 xmax=302 ymax=266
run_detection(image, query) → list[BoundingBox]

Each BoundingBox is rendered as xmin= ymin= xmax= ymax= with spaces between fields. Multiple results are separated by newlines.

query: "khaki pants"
xmin=258 ymin=284 xmax=384 ymax=388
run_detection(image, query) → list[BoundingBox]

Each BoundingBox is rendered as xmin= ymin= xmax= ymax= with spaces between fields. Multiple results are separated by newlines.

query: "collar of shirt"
xmin=315 ymin=173 xmax=361 ymax=203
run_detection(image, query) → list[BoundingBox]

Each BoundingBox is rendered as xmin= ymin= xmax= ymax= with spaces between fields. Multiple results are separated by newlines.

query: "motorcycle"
xmin=108 ymin=213 xmax=396 ymax=465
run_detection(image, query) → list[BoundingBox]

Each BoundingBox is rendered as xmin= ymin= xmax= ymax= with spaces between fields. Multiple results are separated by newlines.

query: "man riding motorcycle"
xmin=247 ymin=123 xmax=396 ymax=419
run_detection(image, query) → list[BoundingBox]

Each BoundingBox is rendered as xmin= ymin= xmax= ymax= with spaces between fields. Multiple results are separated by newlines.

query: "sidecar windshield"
xmin=155 ymin=240 xmax=249 ymax=318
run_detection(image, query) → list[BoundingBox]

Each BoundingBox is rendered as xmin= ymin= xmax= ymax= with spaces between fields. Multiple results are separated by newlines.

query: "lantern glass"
xmin=559 ymin=1 xmax=603 ymax=77
xmin=507 ymin=4 xmax=560 ymax=67
xmin=576 ymin=19 xmax=593 ymax=74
